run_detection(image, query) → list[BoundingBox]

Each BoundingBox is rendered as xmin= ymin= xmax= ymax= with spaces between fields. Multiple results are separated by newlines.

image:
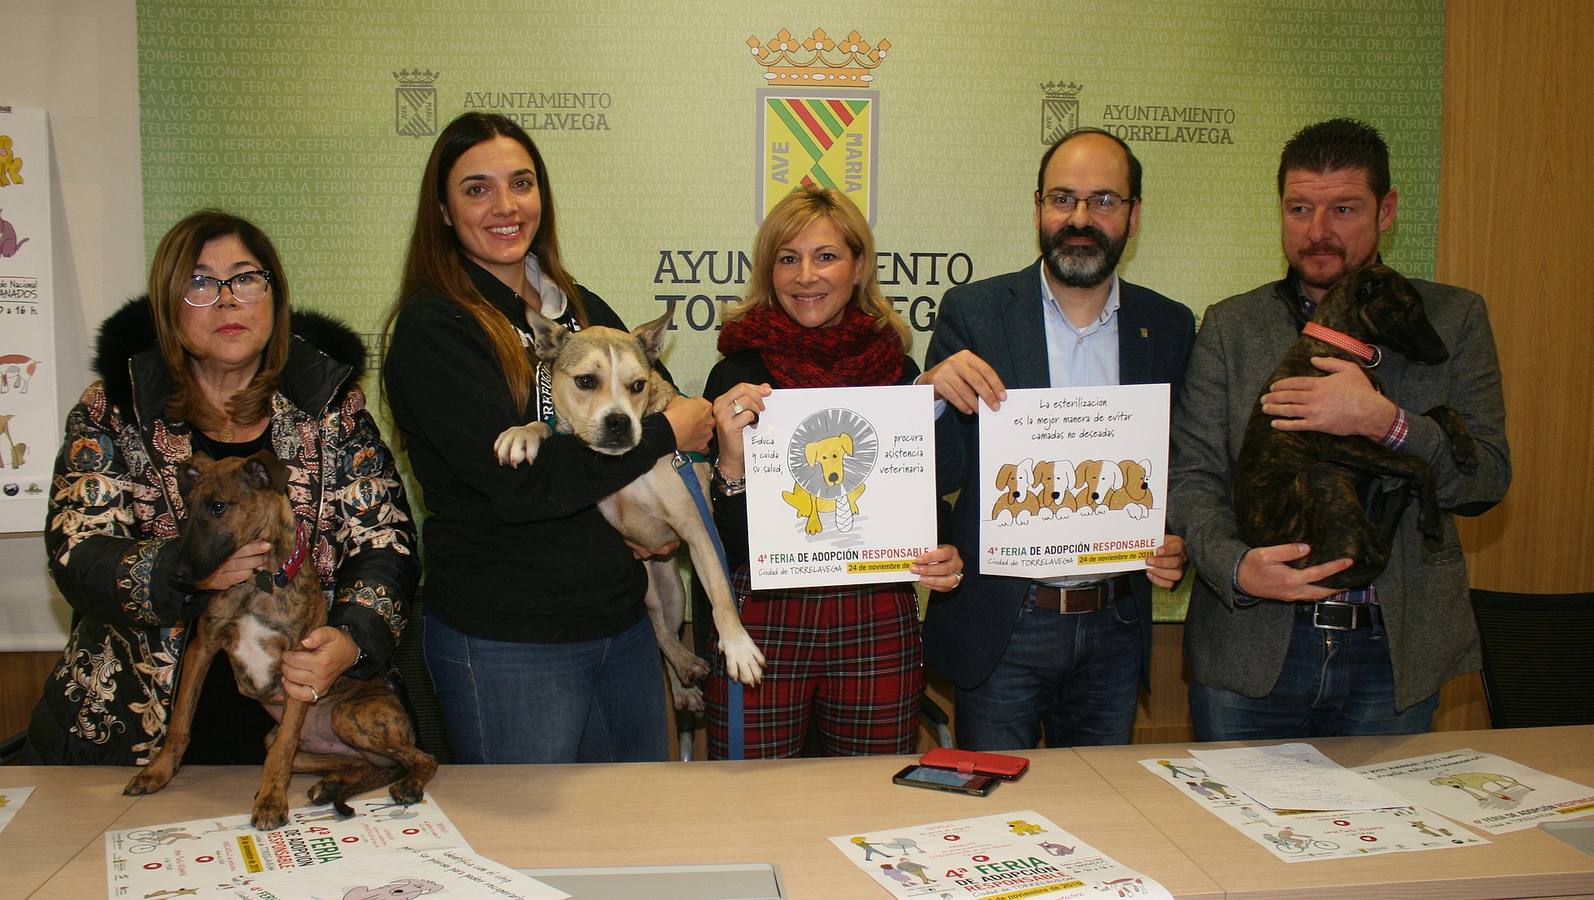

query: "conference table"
xmin=5 ymin=726 xmax=1591 ymax=898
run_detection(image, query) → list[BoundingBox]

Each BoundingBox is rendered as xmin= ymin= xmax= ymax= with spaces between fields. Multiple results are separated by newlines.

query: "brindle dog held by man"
xmin=1234 ymin=264 xmax=1478 ymax=590
xmin=122 ymin=452 xmax=435 ymax=830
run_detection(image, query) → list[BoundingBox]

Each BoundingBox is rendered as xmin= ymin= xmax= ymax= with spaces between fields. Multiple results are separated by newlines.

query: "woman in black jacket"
xmin=28 ymin=210 xmax=417 ymax=765
xmin=382 ymin=112 xmax=711 ymax=763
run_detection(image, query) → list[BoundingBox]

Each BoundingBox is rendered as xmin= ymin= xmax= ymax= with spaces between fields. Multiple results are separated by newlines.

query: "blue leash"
xmin=672 ymin=452 xmax=745 ymax=760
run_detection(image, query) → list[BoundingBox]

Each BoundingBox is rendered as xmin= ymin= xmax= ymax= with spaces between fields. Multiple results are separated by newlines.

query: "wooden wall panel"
xmin=1441 ymin=0 xmax=1594 ymax=594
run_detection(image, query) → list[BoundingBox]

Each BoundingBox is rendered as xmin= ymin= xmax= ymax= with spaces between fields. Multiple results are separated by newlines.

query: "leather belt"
xmin=1032 ymin=575 xmax=1132 ymax=614
xmin=1299 ymin=599 xmax=1380 ymax=631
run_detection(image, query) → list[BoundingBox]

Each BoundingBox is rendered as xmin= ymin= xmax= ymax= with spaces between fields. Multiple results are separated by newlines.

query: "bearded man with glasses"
xmin=919 ymin=128 xmax=1196 ymax=750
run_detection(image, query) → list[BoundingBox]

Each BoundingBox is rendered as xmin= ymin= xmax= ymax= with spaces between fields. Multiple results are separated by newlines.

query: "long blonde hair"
xmin=725 ymin=185 xmax=909 ymax=348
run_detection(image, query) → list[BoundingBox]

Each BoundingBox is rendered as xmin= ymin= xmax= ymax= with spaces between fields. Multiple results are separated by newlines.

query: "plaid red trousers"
xmin=706 ymin=569 xmax=924 ymax=759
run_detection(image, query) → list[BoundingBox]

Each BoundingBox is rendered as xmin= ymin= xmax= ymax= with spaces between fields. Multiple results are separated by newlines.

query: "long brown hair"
xmin=148 ymin=209 xmax=292 ymax=432
xmin=725 ymin=185 xmax=909 ymax=349
xmin=384 ymin=112 xmax=585 ymax=411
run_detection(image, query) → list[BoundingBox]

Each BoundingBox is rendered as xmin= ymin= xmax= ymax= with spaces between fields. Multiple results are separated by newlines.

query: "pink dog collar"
xmin=1302 ymin=321 xmax=1381 ymax=367
xmin=272 ymin=522 xmax=308 ymax=589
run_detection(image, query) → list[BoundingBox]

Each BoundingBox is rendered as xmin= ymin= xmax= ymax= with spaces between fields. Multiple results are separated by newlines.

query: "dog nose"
xmin=828 ymin=471 xmax=841 ymax=484
xmin=603 ymin=413 xmax=631 ymax=441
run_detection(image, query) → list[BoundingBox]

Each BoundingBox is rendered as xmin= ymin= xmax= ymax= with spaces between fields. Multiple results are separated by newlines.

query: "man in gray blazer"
xmin=921 ymin=129 xmax=1195 ymax=750
xmin=1170 ymin=118 xmax=1510 ymax=740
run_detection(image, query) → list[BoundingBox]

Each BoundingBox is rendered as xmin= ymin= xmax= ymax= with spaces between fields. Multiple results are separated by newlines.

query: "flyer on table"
xmin=829 ymin=809 xmax=1170 ymax=899
xmin=104 ymin=794 xmax=467 ymax=899
xmin=1140 ymin=758 xmax=1488 ymax=864
xmin=979 ymin=385 xmax=1169 ymax=579
xmin=1355 ymin=749 xmax=1594 ymax=834
xmin=743 ymin=384 xmax=936 ymax=590
xmin=215 ymin=845 xmax=569 ymax=900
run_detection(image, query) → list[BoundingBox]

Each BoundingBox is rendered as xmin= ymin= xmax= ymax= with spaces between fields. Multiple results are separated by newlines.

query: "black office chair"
xmin=1470 ymin=588 xmax=1594 ymax=728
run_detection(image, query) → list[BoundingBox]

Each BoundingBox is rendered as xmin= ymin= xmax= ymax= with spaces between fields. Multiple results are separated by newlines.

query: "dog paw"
xmin=671 ymin=684 xmax=706 ymax=712
xmin=389 ymin=779 xmax=426 ymax=807
xmin=720 ymin=634 xmax=767 ymax=687
xmin=251 ymin=797 xmax=290 ymax=832
xmin=677 ymin=653 xmax=710 ymax=684
xmin=123 ymin=769 xmax=171 ymax=796
xmin=493 ymin=422 xmax=551 ymax=467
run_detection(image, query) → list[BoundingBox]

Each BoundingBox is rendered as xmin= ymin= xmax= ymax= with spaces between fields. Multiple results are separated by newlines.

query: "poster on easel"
xmin=742 ymin=384 xmax=936 ymax=590
xmin=0 ymin=104 xmax=55 ymax=533
xmin=978 ymin=385 xmax=1169 ymax=579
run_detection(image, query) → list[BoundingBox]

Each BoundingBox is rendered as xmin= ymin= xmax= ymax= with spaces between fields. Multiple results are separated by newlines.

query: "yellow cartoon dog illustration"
xmin=784 ymin=432 xmax=866 ymax=534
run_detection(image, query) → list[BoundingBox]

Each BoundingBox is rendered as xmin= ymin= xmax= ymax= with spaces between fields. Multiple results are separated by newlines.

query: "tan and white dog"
xmin=494 ymin=309 xmax=765 ymax=707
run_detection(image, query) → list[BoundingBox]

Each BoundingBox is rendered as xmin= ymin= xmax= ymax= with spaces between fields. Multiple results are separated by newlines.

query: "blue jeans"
xmin=954 ymin=590 xmax=1142 ymax=750
xmin=1190 ymin=609 xmax=1439 ymax=741
xmin=423 ymin=612 xmax=666 ymax=764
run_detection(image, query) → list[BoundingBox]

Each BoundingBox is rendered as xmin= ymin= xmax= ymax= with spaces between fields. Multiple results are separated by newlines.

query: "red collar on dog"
xmin=272 ymin=522 xmax=308 ymax=589
xmin=1302 ymin=321 xmax=1381 ymax=368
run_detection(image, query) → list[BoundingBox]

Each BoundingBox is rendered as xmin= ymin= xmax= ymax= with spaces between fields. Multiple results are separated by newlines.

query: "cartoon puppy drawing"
xmin=784 ymin=433 xmax=867 ymax=534
xmin=1039 ymin=459 xmax=1079 ymax=518
xmin=1074 ymin=459 xmax=1113 ymax=514
xmin=989 ymin=458 xmax=1042 ymax=523
xmin=1105 ymin=458 xmax=1154 ymax=519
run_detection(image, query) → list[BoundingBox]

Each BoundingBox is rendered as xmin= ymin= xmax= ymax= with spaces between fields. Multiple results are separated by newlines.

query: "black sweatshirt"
xmin=384 ymin=262 xmax=676 ymax=642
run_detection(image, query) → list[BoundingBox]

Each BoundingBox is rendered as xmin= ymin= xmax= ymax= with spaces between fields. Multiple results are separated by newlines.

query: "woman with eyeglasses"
xmin=25 ymin=209 xmax=419 ymax=766
xmin=382 ymin=112 xmax=713 ymax=764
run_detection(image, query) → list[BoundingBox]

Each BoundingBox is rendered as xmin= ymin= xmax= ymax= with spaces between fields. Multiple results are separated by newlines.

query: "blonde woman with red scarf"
xmin=703 ymin=186 xmax=963 ymax=759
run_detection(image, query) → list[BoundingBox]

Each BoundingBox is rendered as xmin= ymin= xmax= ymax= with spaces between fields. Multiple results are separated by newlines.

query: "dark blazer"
xmin=922 ymin=261 xmax=1196 ymax=690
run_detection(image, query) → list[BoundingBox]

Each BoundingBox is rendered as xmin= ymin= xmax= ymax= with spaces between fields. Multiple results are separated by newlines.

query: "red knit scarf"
xmin=717 ymin=305 xmax=903 ymax=388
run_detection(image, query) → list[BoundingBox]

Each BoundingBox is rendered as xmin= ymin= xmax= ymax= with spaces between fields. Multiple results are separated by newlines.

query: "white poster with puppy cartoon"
xmin=979 ymin=384 xmax=1169 ymax=579
xmin=743 ymin=384 xmax=936 ymax=589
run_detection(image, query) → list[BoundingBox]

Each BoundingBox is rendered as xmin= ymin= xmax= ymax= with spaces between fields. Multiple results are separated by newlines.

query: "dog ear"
xmin=242 ymin=451 xmax=290 ymax=493
xmin=1108 ymin=462 xmax=1125 ymax=491
xmin=523 ymin=305 xmax=569 ymax=361
xmin=995 ymin=463 xmax=1016 ymax=488
xmin=633 ymin=309 xmax=673 ymax=364
xmin=178 ymin=453 xmax=210 ymax=501
xmin=840 ymin=433 xmax=853 ymax=456
xmin=805 ymin=441 xmax=820 ymax=465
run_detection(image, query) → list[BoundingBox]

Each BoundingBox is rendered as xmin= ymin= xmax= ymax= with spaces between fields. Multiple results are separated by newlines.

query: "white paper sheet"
xmin=1189 ymin=743 xmax=1412 ymax=812
xmin=0 ymin=785 xmax=33 ymax=835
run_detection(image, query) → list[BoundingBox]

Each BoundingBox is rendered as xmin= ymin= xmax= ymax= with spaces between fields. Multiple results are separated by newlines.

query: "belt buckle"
xmin=1312 ymin=601 xmax=1358 ymax=631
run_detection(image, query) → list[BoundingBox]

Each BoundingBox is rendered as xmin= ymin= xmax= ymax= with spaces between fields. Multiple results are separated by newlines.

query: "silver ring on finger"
xmin=952 ymin=572 xmax=964 ymax=583
xmin=732 ymin=400 xmax=744 ymax=416
xmin=309 ymin=685 xmax=319 ymax=703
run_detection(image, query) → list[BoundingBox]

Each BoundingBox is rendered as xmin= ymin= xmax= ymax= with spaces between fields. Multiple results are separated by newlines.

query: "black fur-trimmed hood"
xmin=94 ymin=295 xmax=367 ymax=418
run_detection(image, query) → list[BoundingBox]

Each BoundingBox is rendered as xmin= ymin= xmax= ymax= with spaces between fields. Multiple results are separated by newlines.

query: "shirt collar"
xmin=1040 ymin=267 xmax=1120 ymax=334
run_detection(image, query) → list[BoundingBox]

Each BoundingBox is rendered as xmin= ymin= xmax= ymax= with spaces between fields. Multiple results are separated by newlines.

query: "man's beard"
xmin=1042 ymin=224 xmax=1129 ymax=289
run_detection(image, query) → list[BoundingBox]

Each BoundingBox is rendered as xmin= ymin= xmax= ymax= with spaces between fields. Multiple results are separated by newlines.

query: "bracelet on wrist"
xmin=712 ymin=459 xmax=747 ymax=496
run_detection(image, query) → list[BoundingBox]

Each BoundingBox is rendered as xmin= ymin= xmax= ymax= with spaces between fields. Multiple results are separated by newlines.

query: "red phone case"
xmin=920 ymin=747 xmax=1030 ymax=780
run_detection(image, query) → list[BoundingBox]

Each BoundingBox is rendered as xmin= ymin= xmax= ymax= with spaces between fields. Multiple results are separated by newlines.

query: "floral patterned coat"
xmin=27 ymin=298 xmax=419 ymax=765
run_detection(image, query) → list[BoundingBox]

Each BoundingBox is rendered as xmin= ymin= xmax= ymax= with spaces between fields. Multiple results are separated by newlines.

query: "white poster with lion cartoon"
xmin=743 ymin=384 xmax=936 ymax=590
xmin=979 ymin=385 xmax=1169 ymax=579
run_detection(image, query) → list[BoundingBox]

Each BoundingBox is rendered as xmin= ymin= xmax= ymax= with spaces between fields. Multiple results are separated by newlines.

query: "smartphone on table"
xmin=893 ymin=764 xmax=999 ymax=796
